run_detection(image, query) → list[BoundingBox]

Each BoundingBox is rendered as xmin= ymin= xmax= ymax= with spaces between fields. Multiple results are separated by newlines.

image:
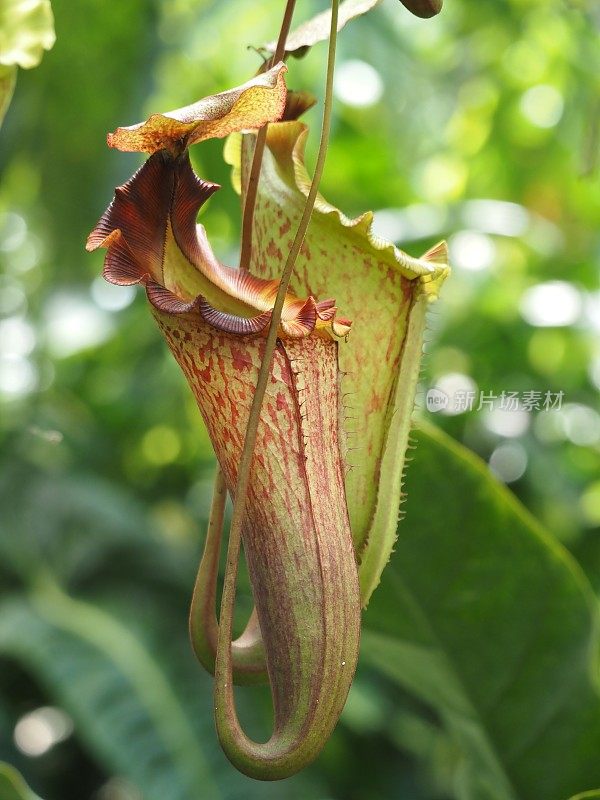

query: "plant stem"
xmin=194 ymin=0 xmax=298 ymax=684
xmin=216 ymin=0 xmax=340 ymax=720
xmin=189 ymin=467 xmax=266 ymax=684
xmin=239 ymin=0 xmax=296 ymax=271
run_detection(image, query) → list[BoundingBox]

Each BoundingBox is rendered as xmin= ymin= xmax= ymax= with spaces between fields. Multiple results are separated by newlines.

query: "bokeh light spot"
xmin=520 ymin=281 xmax=581 ymax=327
xmin=96 ymin=777 xmax=142 ymax=800
xmin=461 ymin=199 xmax=529 ymax=237
xmin=485 ymin=407 xmax=530 ymax=438
xmin=432 ymin=372 xmax=478 ymax=416
xmin=489 ymin=441 xmax=527 ymax=483
xmin=44 ymin=293 xmax=113 ymax=358
xmin=91 ymin=278 xmax=137 ymax=312
xmin=418 ymin=155 xmax=467 ymax=203
xmin=0 ymin=278 xmax=27 ymax=316
xmin=14 ymin=707 xmax=73 ymax=757
xmin=0 ymin=316 xmax=36 ymax=357
xmin=520 ymin=84 xmax=564 ymax=128
xmin=562 ymin=404 xmax=600 ymax=447
xmin=527 ymin=329 xmax=567 ymax=375
xmin=334 ymin=60 xmax=383 ymax=108
xmin=534 ymin=409 xmax=566 ymax=443
xmin=0 ymin=356 xmax=38 ymax=398
xmin=142 ymin=425 xmax=181 ymax=465
xmin=449 ymin=230 xmax=495 ymax=272
xmin=372 ymin=204 xmax=447 ymax=243
xmin=0 ymin=211 xmax=27 ymax=252
xmin=580 ymin=482 xmax=600 ymax=527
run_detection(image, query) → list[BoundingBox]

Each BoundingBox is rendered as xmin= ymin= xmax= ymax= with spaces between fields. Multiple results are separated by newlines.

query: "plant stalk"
xmin=239 ymin=0 xmax=296 ymax=271
xmin=190 ymin=0 xmax=298 ymax=685
xmin=189 ymin=468 xmax=265 ymax=684
xmin=214 ymin=0 xmax=342 ymax=779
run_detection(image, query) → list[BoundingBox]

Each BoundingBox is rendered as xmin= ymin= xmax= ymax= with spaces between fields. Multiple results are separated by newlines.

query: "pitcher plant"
xmin=87 ymin=0 xmax=449 ymax=781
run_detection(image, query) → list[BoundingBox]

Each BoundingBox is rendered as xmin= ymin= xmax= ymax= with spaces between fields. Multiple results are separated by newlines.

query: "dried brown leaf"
xmin=108 ymin=63 xmax=287 ymax=154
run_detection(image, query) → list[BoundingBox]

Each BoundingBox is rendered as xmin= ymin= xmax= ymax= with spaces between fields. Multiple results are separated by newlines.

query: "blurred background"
xmin=1 ymin=0 xmax=599 ymax=798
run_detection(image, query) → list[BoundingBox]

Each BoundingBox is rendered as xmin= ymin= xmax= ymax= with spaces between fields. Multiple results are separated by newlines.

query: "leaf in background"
xmin=0 ymin=462 xmax=196 ymax=595
xmin=263 ymin=0 xmax=443 ymax=57
xmin=362 ymin=422 xmax=600 ymax=800
xmin=0 ymin=762 xmax=41 ymax=800
xmin=568 ymin=793 xmax=600 ymax=800
xmin=264 ymin=0 xmax=381 ymax=57
xmin=0 ymin=0 xmax=55 ymax=128
xmin=0 ymin=585 xmax=218 ymax=800
xmin=0 ymin=0 xmax=55 ymax=69
xmin=107 ymin=62 xmax=287 ymax=154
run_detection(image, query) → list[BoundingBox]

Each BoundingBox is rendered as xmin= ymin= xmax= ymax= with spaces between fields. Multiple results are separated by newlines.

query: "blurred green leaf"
xmin=363 ymin=422 xmax=600 ymax=800
xmin=0 ymin=583 xmax=218 ymax=800
xmin=567 ymin=793 xmax=600 ymax=800
xmin=0 ymin=0 xmax=54 ymax=129
xmin=0 ymin=763 xmax=41 ymax=800
xmin=0 ymin=0 xmax=55 ymax=69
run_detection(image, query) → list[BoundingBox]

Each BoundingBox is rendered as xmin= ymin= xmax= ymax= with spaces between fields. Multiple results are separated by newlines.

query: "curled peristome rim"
xmin=87 ymin=150 xmax=352 ymax=339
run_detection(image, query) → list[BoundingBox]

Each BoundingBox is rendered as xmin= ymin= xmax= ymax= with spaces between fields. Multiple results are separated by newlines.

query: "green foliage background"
xmin=0 ymin=0 xmax=599 ymax=798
